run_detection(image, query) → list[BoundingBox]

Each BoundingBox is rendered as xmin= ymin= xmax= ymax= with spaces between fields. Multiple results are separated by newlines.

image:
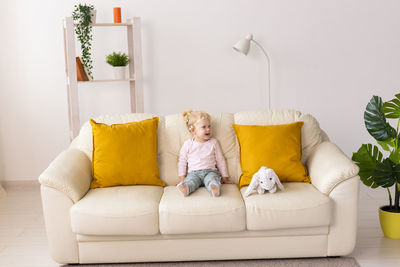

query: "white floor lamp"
xmin=233 ymin=34 xmax=271 ymax=109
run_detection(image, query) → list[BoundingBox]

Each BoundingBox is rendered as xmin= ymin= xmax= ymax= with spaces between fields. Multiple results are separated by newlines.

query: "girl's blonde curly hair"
xmin=182 ymin=110 xmax=211 ymax=132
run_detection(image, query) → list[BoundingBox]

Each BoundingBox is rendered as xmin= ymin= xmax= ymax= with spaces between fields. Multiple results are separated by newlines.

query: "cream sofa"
xmin=39 ymin=110 xmax=360 ymax=264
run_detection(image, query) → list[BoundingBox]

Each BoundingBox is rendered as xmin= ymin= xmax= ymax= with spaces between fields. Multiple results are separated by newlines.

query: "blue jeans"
xmin=184 ymin=169 xmax=222 ymax=195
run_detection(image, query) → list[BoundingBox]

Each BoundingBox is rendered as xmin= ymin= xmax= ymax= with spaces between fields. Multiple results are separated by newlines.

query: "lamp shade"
xmin=233 ymin=34 xmax=253 ymax=55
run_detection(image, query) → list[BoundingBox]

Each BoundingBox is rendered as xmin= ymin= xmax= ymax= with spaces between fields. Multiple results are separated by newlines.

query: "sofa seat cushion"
xmin=70 ymin=185 xmax=163 ymax=235
xmin=241 ymin=183 xmax=331 ymax=231
xmin=159 ymin=184 xmax=245 ymax=234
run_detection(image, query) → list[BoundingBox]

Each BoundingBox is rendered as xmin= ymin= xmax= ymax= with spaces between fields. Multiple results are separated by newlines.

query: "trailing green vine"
xmin=72 ymin=4 xmax=95 ymax=78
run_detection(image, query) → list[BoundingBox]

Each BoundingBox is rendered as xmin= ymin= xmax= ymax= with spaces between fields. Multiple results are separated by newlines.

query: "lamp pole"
xmin=251 ymin=39 xmax=271 ymax=110
xmin=233 ymin=34 xmax=271 ymax=110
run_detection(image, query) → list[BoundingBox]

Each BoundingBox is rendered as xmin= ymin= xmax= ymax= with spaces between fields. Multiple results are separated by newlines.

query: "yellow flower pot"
xmin=379 ymin=206 xmax=400 ymax=239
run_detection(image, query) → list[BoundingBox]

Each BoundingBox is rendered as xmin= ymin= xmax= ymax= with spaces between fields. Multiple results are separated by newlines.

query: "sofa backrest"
xmin=158 ymin=112 xmax=238 ymax=185
xmin=71 ymin=110 xmax=323 ymax=186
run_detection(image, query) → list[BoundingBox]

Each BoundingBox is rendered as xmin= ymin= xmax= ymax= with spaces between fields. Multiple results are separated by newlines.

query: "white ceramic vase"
xmin=113 ymin=66 xmax=127 ymax=80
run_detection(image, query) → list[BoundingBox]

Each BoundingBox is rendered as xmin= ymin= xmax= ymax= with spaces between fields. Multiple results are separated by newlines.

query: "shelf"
xmin=78 ymin=79 xmax=135 ymax=83
xmin=64 ymin=16 xmax=143 ymax=140
xmin=74 ymin=23 xmax=132 ymax=27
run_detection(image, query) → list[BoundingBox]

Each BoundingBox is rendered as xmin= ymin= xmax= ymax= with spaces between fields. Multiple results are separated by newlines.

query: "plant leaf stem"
xmin=387 ymin=188 xmax=393 ymax=208
xmin=395 ymin=118 xmax=400 ymax=210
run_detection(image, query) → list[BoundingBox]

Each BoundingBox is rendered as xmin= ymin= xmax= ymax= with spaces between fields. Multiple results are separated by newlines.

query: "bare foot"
xmin=177 ymin=183 xmax=189 ymax=197
xmin=210 ymin=184 xmax=220 ymax=197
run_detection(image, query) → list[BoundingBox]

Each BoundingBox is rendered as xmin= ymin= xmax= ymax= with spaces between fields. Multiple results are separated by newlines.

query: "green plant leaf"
xmin=106 ymin=52 xmax=130 ymax=67
xmin=377 ymin=139 xmax=394 ymax=151
xmin=352 ymin=144 xmax=383 ymax=188
xmin=382 ymin=93 xmax=400 ymax=119
xmin=364 ymin=96 xmax=396 ymax=141
xmin=389 ymin=150 xmax=400 ymax=164
xmin=373 ymin=158 xmax=400 ymax=188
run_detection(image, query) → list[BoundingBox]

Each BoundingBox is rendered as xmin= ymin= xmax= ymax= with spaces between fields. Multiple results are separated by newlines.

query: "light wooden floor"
xmin=0 ymin=181 xmax=399 ymax=267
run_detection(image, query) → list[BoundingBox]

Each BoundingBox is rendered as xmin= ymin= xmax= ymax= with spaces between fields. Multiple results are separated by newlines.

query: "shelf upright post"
xmin=63 ymin=17 xmax=80 ymax=140
xmin=127 ymin=17 xmax=144 ymax=113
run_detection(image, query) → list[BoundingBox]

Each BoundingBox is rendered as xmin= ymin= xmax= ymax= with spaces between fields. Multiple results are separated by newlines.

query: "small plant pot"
xmin=379 ymin=206 xmax=400 ymax=239
xmin=113 ymin=66 xmax=127 ymax=80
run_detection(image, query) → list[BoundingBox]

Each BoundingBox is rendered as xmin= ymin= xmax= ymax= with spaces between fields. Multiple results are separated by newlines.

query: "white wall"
xmin=0 ymin=0 xmax=399 ymax=181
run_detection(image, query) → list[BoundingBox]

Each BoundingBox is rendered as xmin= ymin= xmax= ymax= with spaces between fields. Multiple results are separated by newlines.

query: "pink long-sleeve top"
xmin=178 ymin=138 xmax=229 ymax=177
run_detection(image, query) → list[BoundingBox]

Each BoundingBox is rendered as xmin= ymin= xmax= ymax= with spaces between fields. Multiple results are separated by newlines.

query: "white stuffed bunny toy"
xmin=244 ymin=166 xmax=284 ymax=197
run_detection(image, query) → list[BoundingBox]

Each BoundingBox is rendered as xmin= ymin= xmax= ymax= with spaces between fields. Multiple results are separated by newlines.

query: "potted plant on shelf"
xmin=352 ymin=93 xmax=400 ymax=239
xmin=72 ymin=3 xmax=96 ymax=79
xmin=106 ymin=52 xmax=130 ymax=80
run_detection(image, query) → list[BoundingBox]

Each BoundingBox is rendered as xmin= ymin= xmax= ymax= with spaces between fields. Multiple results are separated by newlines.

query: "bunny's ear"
xmin=272 ymin=171 xmax=284 ymax=191
xmin=244 ymin=171 xmax=260 ymax=197
xmin=260 ymin=166 xmax=268 ymax=172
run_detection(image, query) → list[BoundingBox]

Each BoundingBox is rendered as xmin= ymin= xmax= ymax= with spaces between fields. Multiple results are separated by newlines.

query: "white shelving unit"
xmin=63 ymin=16 xmax=144 ymax=140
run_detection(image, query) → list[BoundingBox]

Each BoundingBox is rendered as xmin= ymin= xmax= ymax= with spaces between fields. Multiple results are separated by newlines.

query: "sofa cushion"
xmin=90 ymin=117 xmax=165 ymax=188
xmin=233 ymin=121 xmax=310 ymax=188
xmin=70 ymin=186 xmax=163 ymax=235
xmin=159 ymin=184 xmax=245 ymax=234
xmin=241 ymin=182 xmax=331 ymax=231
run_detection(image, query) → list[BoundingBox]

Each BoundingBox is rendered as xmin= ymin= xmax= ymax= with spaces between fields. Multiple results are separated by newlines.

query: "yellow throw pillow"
xmin=90 ymin=117 xmax=165 ymax=188
xmin=233 ymin=121 xmax=310 ymax=188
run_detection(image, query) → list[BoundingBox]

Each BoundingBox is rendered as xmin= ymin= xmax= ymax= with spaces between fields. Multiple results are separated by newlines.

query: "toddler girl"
xmin=177 ymin=110 xmax=233 ymax=197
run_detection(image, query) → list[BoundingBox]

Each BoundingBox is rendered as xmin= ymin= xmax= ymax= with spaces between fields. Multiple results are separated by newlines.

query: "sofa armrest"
xmin=39 ymin=149 xmax=92 ymax=203
xmin=306 ymin=141 xmax=359 ymax=195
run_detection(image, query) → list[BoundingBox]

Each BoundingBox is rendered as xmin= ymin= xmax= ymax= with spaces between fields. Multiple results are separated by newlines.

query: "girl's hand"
xmin=222 ymin=177 xmax=234 ymax=184
xmin=175 ymin=176 xmax=185 ymax=186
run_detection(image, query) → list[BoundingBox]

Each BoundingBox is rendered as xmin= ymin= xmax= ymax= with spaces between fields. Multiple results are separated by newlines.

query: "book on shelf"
xmin=82 ymin=63 xmax=93 ymax=81
xmin=75 ymin=57 xmax=87 ymax=81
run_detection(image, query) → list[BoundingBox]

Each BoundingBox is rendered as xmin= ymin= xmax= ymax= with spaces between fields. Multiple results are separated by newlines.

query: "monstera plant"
xmin=352 ymin=93 xmax=400 ymax=238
